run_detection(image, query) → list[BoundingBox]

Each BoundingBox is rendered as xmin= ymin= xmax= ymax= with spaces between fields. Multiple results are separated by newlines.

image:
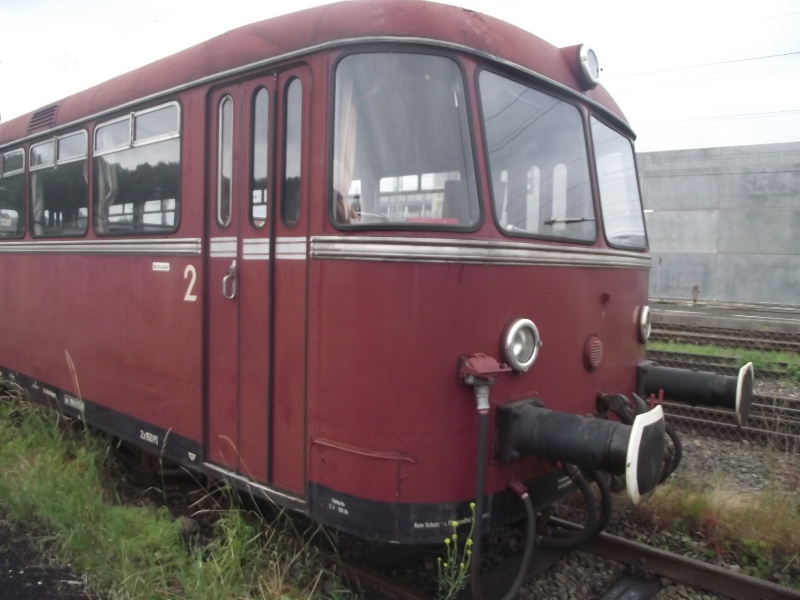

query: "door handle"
xmin=222 ymin=259 xmax=238 ymax=300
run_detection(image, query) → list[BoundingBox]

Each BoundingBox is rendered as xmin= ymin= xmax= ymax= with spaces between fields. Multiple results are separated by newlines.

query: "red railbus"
xmin=0 ymin=1 xmax=750 ymax=574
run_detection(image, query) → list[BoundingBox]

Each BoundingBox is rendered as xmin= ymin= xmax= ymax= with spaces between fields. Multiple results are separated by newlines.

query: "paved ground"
xmin=0 ymin=516 xmax=93 ymax=600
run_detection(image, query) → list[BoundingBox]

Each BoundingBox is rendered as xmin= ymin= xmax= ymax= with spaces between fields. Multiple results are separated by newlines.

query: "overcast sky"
xmin=1 ymin=0 xmax=798 ymax=152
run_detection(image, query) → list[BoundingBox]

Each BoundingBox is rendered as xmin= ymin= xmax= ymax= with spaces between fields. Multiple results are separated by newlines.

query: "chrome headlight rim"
xmin=578 ymin=44 xmax=600 ymax=89
xmin=502 ymin=317 xmax=542 ymax=373
xmin=638 ymin=305 xmax=652 ymax=343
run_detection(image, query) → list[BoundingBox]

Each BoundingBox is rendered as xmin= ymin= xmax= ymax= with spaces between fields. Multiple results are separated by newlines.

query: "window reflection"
xmin=30 ymin=132 xmax=88 ymax=237
xmin=217 ymin=96 xmax=234 ymax=227
xmin=591 ymin=118 xmax=647 ymax=249
xmin=95 ymin=141 xmax=179 ymax=233
xmin=480 ymin=71 xmax=595 ymax=242
xmin=94 ymin=102 xmax=180 ymax=235
xmin=0 ymin=150 xmax=25 ymax=238
xmin=332 ymin=53 xmax=478 ymax=227
xmin=282 ymin=79 xmax=302 ymax=227
xmin=251 ymin=88 xmax=269 ymax=227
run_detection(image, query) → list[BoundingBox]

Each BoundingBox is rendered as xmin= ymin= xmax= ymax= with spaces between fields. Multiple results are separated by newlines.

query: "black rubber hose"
xmin=583 ymin=468 xmax=612 ymax=534
xmin=470 ymin=410 xmax=490 ymax=600
xmin=538 ymin=465 xmax=605 ymax=549
xmin=610 ymin=393 xmax=683 ymax=483
xmin=504 ymin=486 xmax=536 ymax=600
xmin=470 ymin=411 xmax=538 ymax=600
xmin=660 ymin=423 xmax=683 ymax=482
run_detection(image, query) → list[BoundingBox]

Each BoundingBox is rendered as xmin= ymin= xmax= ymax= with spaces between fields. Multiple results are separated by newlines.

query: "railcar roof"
xmin=0 ymin=0 xmax=630 ymax=147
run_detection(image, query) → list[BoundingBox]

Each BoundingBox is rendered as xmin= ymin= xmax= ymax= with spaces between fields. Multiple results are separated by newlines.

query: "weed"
xmin=436 ymin=502 xmax=476 ymax=600
xmin=0 ymin=382 xmax=353 ymax=599
xmin=639 ymin=473 xmax=800 ymax=584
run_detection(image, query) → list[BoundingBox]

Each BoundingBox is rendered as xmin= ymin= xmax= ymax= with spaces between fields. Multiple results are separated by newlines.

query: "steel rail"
xmin=583 ymin=527 xmax=800 ymax=600
xmin=322 ymin=552 xmax=433 ymax=600
xmin=651 ymin=327 xmax=800 ymax=353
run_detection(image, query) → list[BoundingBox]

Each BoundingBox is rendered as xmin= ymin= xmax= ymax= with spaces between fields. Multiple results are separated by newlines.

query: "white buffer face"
xmin=625 ymin=405 xmax=665 ymax=504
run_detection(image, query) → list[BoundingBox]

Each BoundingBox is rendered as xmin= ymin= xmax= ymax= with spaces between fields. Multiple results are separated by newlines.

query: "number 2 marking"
xmin=184 ymin=265 xmax=198 ymax=302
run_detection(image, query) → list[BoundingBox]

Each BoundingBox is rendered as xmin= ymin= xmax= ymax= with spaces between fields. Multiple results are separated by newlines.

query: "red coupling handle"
xmin=507 ymin=479 xmax=529 ymax=499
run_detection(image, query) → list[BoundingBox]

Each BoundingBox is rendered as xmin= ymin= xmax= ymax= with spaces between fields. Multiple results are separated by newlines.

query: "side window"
xmin=217 ymin=96 xmax=234 ymax=227
xmin=591 ymin=117 xmax=647 ymax=249
xmin=30 ymin=131 xmax=88 ymax=237
xmin=94 ymin=103 xmax=180 ymax=234
xmin=251 ymin=88 xmax=269 ymax=228
xmin=282 ymin=79 xmax=302 ymax=227
xmin=0 ymin=149 xmax=25 ymax=238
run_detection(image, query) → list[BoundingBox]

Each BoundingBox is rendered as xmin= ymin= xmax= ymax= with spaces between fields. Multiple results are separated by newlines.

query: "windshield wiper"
xmin=543 ymin=217 xmax=595 ymax=225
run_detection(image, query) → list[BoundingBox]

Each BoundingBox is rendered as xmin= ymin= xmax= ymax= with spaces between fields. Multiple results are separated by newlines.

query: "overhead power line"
xmin=638 ymin=109 xmax=800 ymax=126
xmin=607 ymin=51 xmax=800 ymax=79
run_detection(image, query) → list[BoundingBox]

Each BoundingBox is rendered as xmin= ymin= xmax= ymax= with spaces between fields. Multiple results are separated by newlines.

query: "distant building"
xmin=637 ymin=141 xmax=800 ymax=306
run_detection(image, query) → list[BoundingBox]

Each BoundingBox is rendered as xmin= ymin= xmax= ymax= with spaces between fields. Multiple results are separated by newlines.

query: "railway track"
xmin=585 ymin=525 xmax=800 ymax=600
xmin=646 ymin=349 xmax=793 ymax=379
xmin=325 ymin=519 xmax=800 ymax=600
xmin=650 ymin=324 xmax=800 ymax=353
xmin=645 ymin=345 xmax=800 ymax=448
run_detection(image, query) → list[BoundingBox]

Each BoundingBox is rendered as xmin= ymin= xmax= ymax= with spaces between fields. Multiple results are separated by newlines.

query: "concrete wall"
xmin=637 ymin=142 xmax=800 ymax=306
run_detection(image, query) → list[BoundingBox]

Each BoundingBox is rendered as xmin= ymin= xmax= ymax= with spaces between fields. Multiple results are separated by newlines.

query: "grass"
xmin=639 ymin=472 xmax=800 ymax=584
xmin=648 ymin=340 xmax=800 ymax=382
xmin=0 ymin=383 xmax=352 ymax=600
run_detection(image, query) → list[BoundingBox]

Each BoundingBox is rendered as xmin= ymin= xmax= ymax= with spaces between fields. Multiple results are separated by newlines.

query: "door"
xmin=205 ymin=67 xmax=309 ymax=497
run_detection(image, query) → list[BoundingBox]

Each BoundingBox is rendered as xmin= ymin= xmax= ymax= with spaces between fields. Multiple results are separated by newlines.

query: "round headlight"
xmin=503 ymin=318 xmax=542 ymax=372
xmin=638 ymin=305 xmax=652 ymax=343
xmin=578 ymin=44 xmax=600 ymax=89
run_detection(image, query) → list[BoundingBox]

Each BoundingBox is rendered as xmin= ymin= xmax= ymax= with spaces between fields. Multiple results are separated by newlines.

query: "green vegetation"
xmin=436 ymin=503 xmax=476 ymax=600
xmin=641 ymin=473 xmax=800 ymax=584
xmin=648 ymin=340 xmax=800 ymax=382
xmin=0 ymin=383 xmax=351 ymax=600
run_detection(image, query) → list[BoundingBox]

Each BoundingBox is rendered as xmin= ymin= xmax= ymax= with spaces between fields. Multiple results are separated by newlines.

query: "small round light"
xmin=578 ymin=44 xmax=600 ymax=89
xmin=503 ymin=318 xmax=542 ymax=372
xmin=638 ymin=305 xmax=652 ymax=343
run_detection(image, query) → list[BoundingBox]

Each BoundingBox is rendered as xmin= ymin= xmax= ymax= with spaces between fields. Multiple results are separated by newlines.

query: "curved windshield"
xmin=479 ymin=71 xmax=595 ymax=242
xmin=591 ymin=118 xmax=647 ymax=249
xmin=332 ymin=53 xmax=479 ymax=227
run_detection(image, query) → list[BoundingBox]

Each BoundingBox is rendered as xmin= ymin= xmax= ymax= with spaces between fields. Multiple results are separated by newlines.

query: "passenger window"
xmin=591 ymin=118 xmax=647 ymax=249
xmin=480 ymin=71 xmax=595 ymax=242
xmin=282 ymin=79 xmax=302 ymax=227
xmin=94 ymin=103 xmax=180 ymax=235
xmin=332 ymin=53 xmax=479 ymax=227
xmin=0 ymin=149 xmax=25 ymax=238
xmin=30 ymin=131 xmax=88 ymax=237
xmin=217 ymin=96 xmax=234 ymax=227
xmin=251 ymin=88 xmax=269 ymax=228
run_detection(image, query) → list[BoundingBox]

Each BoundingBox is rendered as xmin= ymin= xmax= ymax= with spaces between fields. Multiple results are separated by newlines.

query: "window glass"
xmin=282 ymin=79 xmax=301 ymax=227
xmin=94 ymin=103 xmax=181 ymax=235
xmin=251 ymin=88 xmax=269 ymax=227
xmin=30 ymin=141 xmax=55 ymax=168
xmin=479 ymin=71 xmax=595 ymax=241
xmin=135 ymin=104 xmax=179 ymax=142
xmin=332 ymin=53 xmax=479 ymax=227
xmin=30 ymin=133 xmax=88 ymax=237
xmin=94 ymin=141 xmax=180 ymax=233
xmin=58 ymin=132 xmax=88 ymax=162
xmin=591 ymin=118 xmax=647 ymax=249
xmin=217 ymin=96 xmax=234 ymax=227
xmin=96 ymin=119 xmax=130 ymax=153
xmin=3 ymin=150 xmax=24 ymax=174
xmin=0 ymin=150 xmax=25 ymax=238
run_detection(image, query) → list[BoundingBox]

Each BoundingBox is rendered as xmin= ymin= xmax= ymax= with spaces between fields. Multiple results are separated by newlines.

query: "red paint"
xmin=0 ymin=1 xmax=649 ymax=536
